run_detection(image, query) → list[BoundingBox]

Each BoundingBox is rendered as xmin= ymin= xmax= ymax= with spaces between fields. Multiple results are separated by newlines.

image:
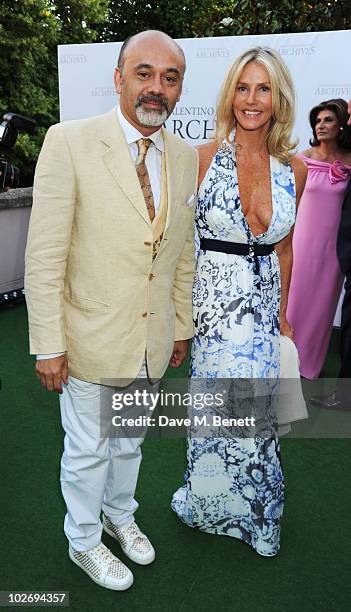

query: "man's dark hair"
xmin=117 ymin=30 xmax=185 ymax=73
xmin=118 ymin=35 xmax=132 ymax=71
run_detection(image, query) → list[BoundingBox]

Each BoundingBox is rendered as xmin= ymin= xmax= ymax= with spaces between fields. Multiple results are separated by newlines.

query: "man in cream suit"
xmin=25 ymin=30 xmax=198 ymax=590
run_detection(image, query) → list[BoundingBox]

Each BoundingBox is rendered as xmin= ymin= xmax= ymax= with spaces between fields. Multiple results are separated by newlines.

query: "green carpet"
xmin=1 ymin=302 xmax=350 ymax=611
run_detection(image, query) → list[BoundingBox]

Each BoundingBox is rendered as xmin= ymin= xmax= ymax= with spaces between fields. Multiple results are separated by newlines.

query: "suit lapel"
xmin=99 ymin=108 xmax=151 ymax=226
xmin=163 ymin=129 xmax=184 ymax=235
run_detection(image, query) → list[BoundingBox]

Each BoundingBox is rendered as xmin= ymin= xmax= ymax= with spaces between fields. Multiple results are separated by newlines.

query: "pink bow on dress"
xmin=329 ymin=160 xmax=351 ymax=184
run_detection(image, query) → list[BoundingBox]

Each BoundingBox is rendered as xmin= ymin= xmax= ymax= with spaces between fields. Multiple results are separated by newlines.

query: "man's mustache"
xmin=136 ymin=94 xmax=169 ymax=112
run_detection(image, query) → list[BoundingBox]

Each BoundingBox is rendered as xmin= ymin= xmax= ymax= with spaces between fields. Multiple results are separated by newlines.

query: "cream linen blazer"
xmin=25 ymin=108 xmax=199 ymax=383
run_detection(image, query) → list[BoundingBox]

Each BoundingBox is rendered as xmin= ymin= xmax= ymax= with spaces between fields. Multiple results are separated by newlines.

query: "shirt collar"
xmin=117 ymin=106 xmax=164 ymax=152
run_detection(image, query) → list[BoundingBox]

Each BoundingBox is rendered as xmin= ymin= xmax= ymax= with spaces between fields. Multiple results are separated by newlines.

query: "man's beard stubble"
xmin=135 ymin=94 xmax=169 ymax=127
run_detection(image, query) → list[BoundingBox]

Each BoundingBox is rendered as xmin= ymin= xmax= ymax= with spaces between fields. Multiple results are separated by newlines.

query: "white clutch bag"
xmin=278 ymin=335 xmax=308 ymax=435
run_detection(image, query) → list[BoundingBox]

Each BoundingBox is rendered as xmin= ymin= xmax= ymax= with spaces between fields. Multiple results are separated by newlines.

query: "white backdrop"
xmin=58 ymin=29 xmax=351 ymax=324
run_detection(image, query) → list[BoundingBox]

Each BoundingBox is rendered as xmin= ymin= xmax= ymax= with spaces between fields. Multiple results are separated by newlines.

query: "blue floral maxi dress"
xmin=171 ymin=142 xmax=296 ymax=556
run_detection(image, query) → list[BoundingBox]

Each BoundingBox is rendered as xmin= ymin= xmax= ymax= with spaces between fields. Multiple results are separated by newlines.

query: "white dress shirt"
xmin=37 ymin=106 xmax=164 ymax=361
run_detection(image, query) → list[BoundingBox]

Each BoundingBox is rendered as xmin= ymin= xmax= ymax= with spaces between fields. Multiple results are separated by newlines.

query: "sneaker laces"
xmin=123 ymin=523 xmax=151 ymax=553
xmin=124 ymin=523 xmax=142 ymax=539
xmin=90 ymin=543 xmax=119 ymax=568
xmin=90 ymin=543 xmax=129 ymax=579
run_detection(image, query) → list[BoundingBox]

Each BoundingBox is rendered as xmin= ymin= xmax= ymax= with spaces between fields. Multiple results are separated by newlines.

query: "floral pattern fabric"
xmin=171 ymin=142 xmax=296 ymax=556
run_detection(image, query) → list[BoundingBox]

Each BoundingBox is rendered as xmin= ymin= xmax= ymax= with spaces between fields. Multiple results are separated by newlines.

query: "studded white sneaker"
xmin=103 ymin=515 xmax=155 ymax=565
xmin=69 ymin=542 xmax=133 ymax=590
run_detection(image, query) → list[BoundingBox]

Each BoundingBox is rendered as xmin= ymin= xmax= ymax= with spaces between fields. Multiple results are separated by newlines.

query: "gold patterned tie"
xmin=135 ymin=138 xmax=155 ymax=222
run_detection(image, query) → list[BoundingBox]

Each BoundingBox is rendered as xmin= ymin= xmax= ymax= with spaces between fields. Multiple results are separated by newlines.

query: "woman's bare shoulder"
xmin=196 ymin=141 xmax=218 ymax=160
xmin=299 ymin=148 xmax=312 ymax=158
xmin=290 ymin=154 xmax=308 ymax=174
xmin=196 ymin=141 xmax=218 ymax=186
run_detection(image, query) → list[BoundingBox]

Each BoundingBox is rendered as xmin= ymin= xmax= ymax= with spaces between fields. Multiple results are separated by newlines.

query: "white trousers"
xmin=59 ymin=362 xmax=153 ymax=552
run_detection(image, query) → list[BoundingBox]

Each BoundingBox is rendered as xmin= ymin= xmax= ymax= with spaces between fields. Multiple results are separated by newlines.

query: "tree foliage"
xmin=214 ymin=0 xmax=351 ymax=37
xmin=0 ymin=0 xmax=350 ymax=184
xmin=0 ymin=0 xmax=108 ymax=184
xmin=101 ymin=0 xmax=351 ymax=40
xmin=100 ymin=1 xmax=229 ymax=40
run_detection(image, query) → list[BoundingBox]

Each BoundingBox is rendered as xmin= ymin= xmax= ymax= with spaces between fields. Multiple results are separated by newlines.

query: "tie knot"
xmin=136 ymin=138 xmax=152 ymax=165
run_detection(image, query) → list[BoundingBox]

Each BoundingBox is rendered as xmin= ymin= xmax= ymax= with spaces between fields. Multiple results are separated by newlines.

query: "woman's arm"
xmin=275 ymin=230 xmax=294 ymax=337
xmin=275 ymin=156 xmax=308 ymax=338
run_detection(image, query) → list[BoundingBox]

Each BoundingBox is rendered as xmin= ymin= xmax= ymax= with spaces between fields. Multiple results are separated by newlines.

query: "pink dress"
xmin=287 ymin=154 xmax=351 ymax=379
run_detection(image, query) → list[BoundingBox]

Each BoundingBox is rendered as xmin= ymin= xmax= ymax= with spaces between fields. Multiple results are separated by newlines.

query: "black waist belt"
xmin=200 ymin=238 xmax=274 ymax=256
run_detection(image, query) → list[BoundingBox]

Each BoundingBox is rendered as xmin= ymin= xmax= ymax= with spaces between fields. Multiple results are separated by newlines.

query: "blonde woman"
xmin=172 ymin=47 xmax=307 ymax=556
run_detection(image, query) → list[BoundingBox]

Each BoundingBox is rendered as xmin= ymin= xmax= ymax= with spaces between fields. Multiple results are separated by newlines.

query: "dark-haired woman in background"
xmin=287 ymin=99 xmax=351 ymax=379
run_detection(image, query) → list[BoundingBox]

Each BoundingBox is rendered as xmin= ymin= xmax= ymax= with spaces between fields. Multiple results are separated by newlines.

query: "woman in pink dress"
xmin=287 ymin=98 xmax=351 ymax=378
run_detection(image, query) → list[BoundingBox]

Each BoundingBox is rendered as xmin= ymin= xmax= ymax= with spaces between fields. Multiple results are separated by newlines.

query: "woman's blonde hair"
xmin=214 ymin=47 xmax=297 ymax=163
